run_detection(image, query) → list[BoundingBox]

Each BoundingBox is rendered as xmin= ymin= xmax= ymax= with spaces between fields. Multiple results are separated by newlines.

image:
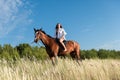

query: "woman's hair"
xmin=55 ymin=23 xmax=63 ymax=37
xmin=55 ymin=23 xmax=62 ymax=30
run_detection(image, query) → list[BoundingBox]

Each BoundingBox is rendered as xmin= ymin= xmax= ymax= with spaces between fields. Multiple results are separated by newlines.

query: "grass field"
xmin=0 ymin=58 xmax=120 ymax=80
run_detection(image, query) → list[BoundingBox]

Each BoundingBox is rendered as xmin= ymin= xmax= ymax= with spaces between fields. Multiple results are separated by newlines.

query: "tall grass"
xmin=0 ymin=58 xmax=120 ymax=80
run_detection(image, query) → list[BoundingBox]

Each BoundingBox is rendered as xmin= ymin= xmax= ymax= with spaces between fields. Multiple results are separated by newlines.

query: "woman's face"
xmin=58 ymin=24 xmax=61 ymax=29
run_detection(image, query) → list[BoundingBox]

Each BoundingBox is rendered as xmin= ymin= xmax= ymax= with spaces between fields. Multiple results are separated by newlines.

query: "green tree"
xmin=1 ymin=44 xmax=20 ymax=60
xmin=84 ymin=49 xmax=98 ymax=59
xmin=108 ymin=50 xmax=116 ymax=59
xmin=98 ymin=49 xmax=109 ymax=59
xmin=89 ymin=49 xmax=98 ymax=58
xmin=0 ymin=45 xmax=2 ymax=54
xmin=16 ymin=43 xmax=32 ymax=58
xmin=32 ymin=46 xmax=48 ymax=60
xmin=116 ymin=51 xmax=120 ymax=59
xmin=1 ymin=50 xmax=11 ymax=60
xmin=80 ymin=50 xmax=86 ymax=59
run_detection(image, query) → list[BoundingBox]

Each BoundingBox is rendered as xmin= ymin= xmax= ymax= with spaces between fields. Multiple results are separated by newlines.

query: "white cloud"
xmin=0 ymin=0 xmax=32 ymax=38
xmin=80 ymin=24 xmax=94 ymax=33
xmin=81 ymin=28 xmax=91 ymax=32
xmin=0 ymin=0 xmax=22 ymax=22
xmin=97 ymin=40 xmax=120 ymax=50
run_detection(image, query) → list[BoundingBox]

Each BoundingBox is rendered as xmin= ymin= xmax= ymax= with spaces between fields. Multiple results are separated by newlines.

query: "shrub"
xmin=0 ymin=43 xmax=120 ymax=60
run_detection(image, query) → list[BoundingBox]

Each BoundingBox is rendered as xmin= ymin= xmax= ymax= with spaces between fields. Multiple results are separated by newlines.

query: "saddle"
xmin=63 ymin=40 xmax=67 ymax=45
xmin=55 ymin=38 xmax=67 ymax=50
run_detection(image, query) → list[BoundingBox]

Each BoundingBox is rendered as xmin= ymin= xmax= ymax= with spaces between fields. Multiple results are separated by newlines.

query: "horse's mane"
xmin=38 ymin=29 xmax=53 ymax=39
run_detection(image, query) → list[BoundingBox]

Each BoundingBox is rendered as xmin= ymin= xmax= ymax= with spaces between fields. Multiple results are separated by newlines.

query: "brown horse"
xmin=34 ymin=28 xmax=81 ymax=64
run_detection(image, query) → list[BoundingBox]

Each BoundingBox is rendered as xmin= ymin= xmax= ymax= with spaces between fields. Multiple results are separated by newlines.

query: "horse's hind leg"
xmin=74 ymin=50 xmax=82 ymax=65
xmin=76 ymin=52 xmax=80 ymax=60
xmin=70 ymin=52 xmax=81 ymax=65
xmin=70 ymin=52 xmax=76 ymax=60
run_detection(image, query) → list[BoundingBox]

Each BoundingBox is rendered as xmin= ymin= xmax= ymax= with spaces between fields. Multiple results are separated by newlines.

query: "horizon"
xmin=0 ymin=0 xmax=120 ymax=50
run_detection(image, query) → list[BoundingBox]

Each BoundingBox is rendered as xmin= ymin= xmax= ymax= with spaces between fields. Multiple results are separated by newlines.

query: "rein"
xmin=31 ymin=41 xmax=41 ymax=47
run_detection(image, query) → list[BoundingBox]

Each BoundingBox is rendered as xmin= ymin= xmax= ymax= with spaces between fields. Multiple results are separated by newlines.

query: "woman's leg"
xmin=60 ymin=38 xmax=67 ymax=51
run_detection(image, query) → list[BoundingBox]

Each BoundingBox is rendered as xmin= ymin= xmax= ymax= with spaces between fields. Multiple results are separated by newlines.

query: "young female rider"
xmin=55 ymin=23 xmax=67 ymax=51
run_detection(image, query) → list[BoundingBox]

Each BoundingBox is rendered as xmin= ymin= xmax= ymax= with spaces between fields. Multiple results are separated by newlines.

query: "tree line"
xmin=0 ymin=43 xmax=120 ymax=60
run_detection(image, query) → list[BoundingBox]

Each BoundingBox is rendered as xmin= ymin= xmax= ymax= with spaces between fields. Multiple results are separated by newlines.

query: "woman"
xmin=55 ymin=23 xmax=67 ymax=51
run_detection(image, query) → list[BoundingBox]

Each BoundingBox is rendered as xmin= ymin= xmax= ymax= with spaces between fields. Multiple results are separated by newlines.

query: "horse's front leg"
xmin=50 ymin=56 xmax=55 ymax=65
xmin=50 ymin=54 xmax=58 ymax=65
xmin=55 ymin=53 xmax=58 ymax=64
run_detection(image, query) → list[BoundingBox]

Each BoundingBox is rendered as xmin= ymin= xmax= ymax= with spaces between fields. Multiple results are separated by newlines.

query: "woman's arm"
xmin=61 ymin=28 xmax=67 ymax=39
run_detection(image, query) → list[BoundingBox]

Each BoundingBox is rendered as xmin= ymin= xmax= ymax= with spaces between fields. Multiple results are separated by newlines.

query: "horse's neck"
xmin=41 ymin=34 xmax=51 ymax=47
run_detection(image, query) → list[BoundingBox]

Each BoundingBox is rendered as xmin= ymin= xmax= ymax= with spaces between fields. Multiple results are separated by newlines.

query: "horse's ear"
xmin=40 ymin=27 xmax=42 ymax=31
xmin=34 ymin=28 xmax=37 ymax=32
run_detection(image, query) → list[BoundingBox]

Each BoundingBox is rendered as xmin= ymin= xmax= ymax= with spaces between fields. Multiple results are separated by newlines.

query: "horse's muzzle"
xmin=34 ymin=38 xmax=38 ymax=43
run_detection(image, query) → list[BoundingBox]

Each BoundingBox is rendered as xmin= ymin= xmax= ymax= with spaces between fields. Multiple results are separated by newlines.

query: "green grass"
xmin=0 ymin=58 xmax=120 ymax=80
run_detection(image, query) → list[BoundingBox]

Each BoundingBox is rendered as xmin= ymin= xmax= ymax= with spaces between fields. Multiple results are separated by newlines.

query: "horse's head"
xmin=34 ymin=28 xmax=52 ymax=45
xmin=34 ymin=28 xmax=43 ymax=43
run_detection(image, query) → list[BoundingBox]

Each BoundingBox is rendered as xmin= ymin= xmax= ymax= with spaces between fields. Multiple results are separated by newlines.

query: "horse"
xmin=34 ymin=28 xmax=81 ymax=64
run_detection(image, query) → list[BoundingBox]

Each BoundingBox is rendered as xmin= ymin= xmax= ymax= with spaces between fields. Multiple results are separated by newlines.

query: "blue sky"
xmin=0 ymin=0 xmax=120 ymax=50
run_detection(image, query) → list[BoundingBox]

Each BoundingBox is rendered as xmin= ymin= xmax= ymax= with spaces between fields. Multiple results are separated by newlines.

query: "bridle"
xmin=31 ymin=31 xmax=42 ymax=47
